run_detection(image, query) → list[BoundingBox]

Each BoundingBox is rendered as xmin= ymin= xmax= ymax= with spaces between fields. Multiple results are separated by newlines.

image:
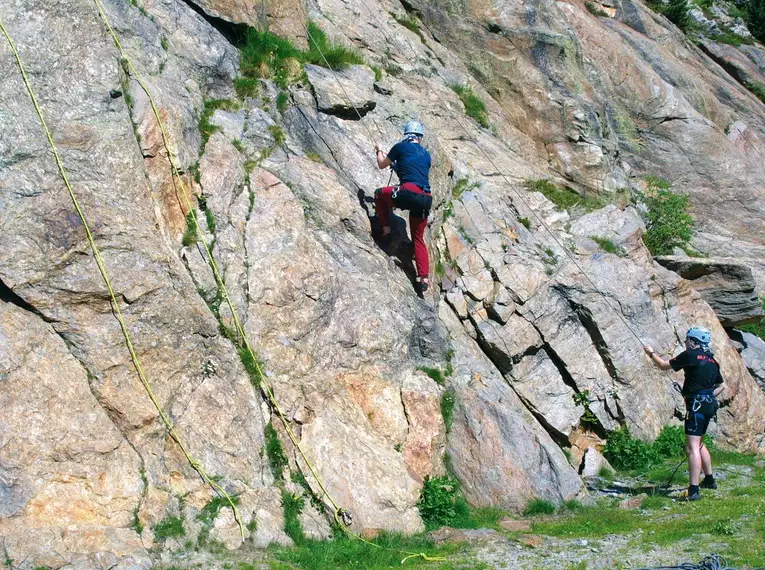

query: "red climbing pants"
xmin=374 ymin=182 xmax=431 ymax=279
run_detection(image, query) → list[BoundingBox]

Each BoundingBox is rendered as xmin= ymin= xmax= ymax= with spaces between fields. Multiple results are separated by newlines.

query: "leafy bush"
xmin=603 ymin=426 xmax=660 ymax=470
xmin=664 ymin=0 xmax=691 ymax=31
xmin=525 ymin=179 xmax=604 ymax=212
xmin=523 ymin=498 xmax=556 ymax=516
xmin=652 ymin=425 xmax=686 ymax=459
xmin=153 ymin=515 xmax=185 ymax=540
xmin=304 ymin=21 xmax=364 ymax=70
xmin=641 ymin=178 xmax=694 ymax=255
xmin=451 ymin=84 xmax=490 ymax=128
xmin=417 ymin=475 xmax=463 ymax=529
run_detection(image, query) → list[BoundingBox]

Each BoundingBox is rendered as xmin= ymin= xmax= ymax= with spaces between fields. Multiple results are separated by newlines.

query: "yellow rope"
xmin=0 ymin=14 xmax=245 ymax=540
xmin=89 ymin=0 xmax=348 ymax=525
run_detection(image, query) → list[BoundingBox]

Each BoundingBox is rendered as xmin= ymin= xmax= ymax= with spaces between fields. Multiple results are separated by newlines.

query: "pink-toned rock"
xmin=619 ymin=494 xmax=648 ymax=510
xmin=518 ymin=534 xmax=544 ymax=548
xmin=499 ymin=518 xmax=532 ymax=532
xmin=401 ymin=372 xmax=447 ymax=481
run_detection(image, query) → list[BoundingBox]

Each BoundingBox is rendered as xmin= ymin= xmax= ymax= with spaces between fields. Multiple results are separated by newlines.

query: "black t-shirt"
xmin=669 ymin=348 xmax=724 ymax=397
xmin=387 ymin=140 xmax=431 ymax=190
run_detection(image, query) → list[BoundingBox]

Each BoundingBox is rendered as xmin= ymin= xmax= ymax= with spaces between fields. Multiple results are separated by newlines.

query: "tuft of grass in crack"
xmin=264 ymin=422 xmax=288 ymax=481
xmin=525 ymin=179 xmax=604 ymax=212
xmin=450 ymin=84 xmax=489 ymax=128
xmin=153 ymin=515 xmax=185 ymax=540
xmin=590 ymin=236 xmax=625 ymax=257
xmin=181 ymin=211 xmax=198 ymax=247
xmin=199 ymin=99 xmax=239 ymax=152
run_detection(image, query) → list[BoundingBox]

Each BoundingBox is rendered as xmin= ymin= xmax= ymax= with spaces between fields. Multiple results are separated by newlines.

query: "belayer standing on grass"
xmin=374 ymin=120 xmax=433 ymax=293
xmin=644 ymin=327 xmax=724 ymax=501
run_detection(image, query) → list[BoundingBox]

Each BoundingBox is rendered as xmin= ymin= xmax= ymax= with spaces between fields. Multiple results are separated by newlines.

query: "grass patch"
xmin=269 ymin=124 xmax=286 ymax=146
xmin=391 ymin=11 xmax=423 ymax=39
xmin=304 ymin=21 xmax=364 ymax=70
xmin=440 ymin=390 xmax=456 ymax=433
xmin=590 ymin=236 xmax=625 ymax=257
xmin=641 ymin=177 xmax=694 ymax=256
xmin=745 ymin=80 xmax=765 ymax=104
xmin=523 ymin=498 xmax=556 ymax=516
xmin=199 ymin=99 xmax=239 ymax=151
xmin=282 ymin=490 xmax=306 ymax=545
xmin=525 ymin=179 xmax=604 ymax=212
xmin=418 ymin=366 xmax=446 ymax=386
xmin=239 ymin=345 xmax=265 ymax=386
xmin=265 ymin=422 xmax=288 ymax=481
xmin=234 ymin=76 xmax=259 ymax=99
xmin=585 ymin=2 xmax=610 ymax=16
xmin=533 ymin=452 xmax=765 ymax=568
xmin=518 ymin=217 xmax=531 ymax=230
xmin=181 ymin=211 xmax=198 ymax=247
xmin=276 ymin=91 xmax=290 ymax=113
xmin=371 ymin=65 xmax=382 ymax=82
xmin=710 ymin=30 xmax=755 ymax=46
xmin=451 ymin=84 xmax=490 ymax=128
xmin=240 ymin=28 xmax=304 ymax=87
xmin=132 ymin=508 xmax=144 ymax=534
xmin=271 ymin=532 xmax=464 ymax=570
xmin=452 ymin=177 xmax=479 ymax=199
xmin=153 ymin=515 xmax=185 ymax=540
xmin=305 ymin=151 xmax=322 ymax=163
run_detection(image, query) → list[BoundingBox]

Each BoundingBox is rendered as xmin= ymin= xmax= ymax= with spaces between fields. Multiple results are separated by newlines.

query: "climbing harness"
xmin=346 ymin=0 xmax=651 ymax=351
xmin=0 ymin=14 xmax=245 ymax=538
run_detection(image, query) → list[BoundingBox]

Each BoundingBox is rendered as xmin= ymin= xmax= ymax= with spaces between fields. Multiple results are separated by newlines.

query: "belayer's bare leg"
xmin=686 ymin=434 xmax=702 ymax=486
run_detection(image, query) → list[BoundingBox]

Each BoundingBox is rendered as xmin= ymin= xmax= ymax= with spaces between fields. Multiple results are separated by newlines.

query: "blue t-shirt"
xmin=388 ymin=140 xmax=431 ymax=191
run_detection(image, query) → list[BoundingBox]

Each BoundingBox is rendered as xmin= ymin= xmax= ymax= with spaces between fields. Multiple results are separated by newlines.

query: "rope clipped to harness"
xmin=635 ymin=554 xmax=738 ymax=570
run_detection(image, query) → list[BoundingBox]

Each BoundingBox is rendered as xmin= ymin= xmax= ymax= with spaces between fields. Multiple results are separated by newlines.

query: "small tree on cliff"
xmin=746 ymin=0 xmax=765 ymax=44
xmin=664 ymin=0 xmax=691 ymax=32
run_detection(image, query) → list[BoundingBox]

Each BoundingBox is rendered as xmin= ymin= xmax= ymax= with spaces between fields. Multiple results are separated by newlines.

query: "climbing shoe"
xmin=686 ymin=485 xmax=702 ymax=501
xmin=701 ymin=475 xmax=717 ymax=489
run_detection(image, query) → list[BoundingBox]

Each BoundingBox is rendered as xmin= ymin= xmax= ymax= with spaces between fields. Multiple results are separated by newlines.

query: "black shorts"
xmin=684 ymin=394 xmax=717 ymax=437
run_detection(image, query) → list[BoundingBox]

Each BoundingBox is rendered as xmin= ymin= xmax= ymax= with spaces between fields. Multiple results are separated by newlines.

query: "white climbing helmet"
xmin=403 ymin=120 xmax=424 ymax=138
xmin=686 ymin=326 xmax=712 ymax=347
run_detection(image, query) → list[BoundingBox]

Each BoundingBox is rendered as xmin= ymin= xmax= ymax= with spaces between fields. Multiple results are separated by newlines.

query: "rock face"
xmin=655 ymin=257 xmax=764 ymax=327
xmin=2 ymin=0 xmax=765 ymax=566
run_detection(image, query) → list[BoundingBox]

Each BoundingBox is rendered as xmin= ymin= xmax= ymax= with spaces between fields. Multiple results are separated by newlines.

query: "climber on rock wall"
xmin=644 ymin=327 xmax=725 ymax=501
xmin=374 ymin=120 xmax=433 ymax=293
